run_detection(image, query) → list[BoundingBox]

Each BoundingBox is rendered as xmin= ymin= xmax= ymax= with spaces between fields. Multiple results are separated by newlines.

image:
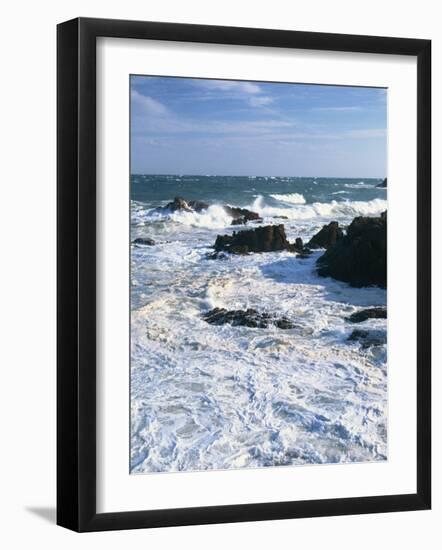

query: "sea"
xmin=130 ymin=175 xmax=388 ymax=473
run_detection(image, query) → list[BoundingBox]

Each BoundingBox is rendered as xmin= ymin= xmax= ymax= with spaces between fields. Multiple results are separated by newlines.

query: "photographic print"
xmin=130 ymin=75 xmax=387 ymax=474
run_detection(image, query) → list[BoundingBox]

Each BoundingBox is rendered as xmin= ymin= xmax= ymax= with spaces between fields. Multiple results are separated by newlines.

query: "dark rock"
xmin=316 ymin=213 xmax=386 ymax=288
xmin=161 ymin=197 xmax=209 ymax=212
xmin=214 ymin=224 xmax=294 ymax=254
xmin=164 ymin=196 xmax=193 ymax=212
xmin=297 ymin=248 xmax=313 ymax=259
xmin=231 ymin=217 xmax=248 ymax=226
xmin=206 ymin=251 xmax=230 ymax=260
xmin=223 ymin=205 xmax=262 ymax=223
xmin=347 ymin=329 xmax=386 ymax=348
xmin=203 ymin=307 xmax=295 ymax=329
xmin=293 ymin=238 xmax=312 ymax=258
xmin=160 ymin=197 xmax=261 ymax=224
xmin=347 ymin=307 xmax=387 ymax=323
xmin=188 ymin=199 xmax=210 ymax=211
xmin=133 ymin=237 xmax=156 ymax=246
xmin=376 ymin=178 xmax=387 ymax=188
xmin=307 ymin=221 xmax=344 ymax=250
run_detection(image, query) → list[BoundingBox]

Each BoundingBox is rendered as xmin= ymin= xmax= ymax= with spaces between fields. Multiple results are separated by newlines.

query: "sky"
xmin=130 ymin=75 xmax=387 ymax=178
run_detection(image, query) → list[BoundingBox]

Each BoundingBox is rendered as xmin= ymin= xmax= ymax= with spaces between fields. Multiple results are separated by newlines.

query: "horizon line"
xmin=130 ymin=173 xmax=386 ymax=179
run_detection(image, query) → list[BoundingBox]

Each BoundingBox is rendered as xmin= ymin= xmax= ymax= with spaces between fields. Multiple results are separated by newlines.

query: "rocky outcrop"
xmin=203 ymin=307 xmax=295 ymax=329
xmin=316 ymin=212 xmax=387 ymax=288
xmin=160 ymin=197 xmax=261 ymax=224
xmin=163 ymin=197 xmax=209 ymax=212
xmin=214 ymin=224 xmax=295 ymax=255
xmin=133 ymin=237 xmax=156 ymax=246
xmin=347 ymin=329 xmax=386 ymax=348
xmin=347 ymin=307 xmax=387 ymax=323
xmin=224 ymin=205 xmax=262 ymax=225
xmin=307 ymin=221 xmax=344 ymax=250
xmin=376 ymin=178 xmax=387 ymax=188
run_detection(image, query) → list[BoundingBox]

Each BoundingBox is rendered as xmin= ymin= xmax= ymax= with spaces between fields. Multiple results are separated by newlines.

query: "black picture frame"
xmin=57 ymin=17 xmax=431 ymax=532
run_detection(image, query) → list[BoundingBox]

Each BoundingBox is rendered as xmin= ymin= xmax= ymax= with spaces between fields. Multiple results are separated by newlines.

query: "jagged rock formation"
xmin=317 ymin=212 xmax=387 ymax=288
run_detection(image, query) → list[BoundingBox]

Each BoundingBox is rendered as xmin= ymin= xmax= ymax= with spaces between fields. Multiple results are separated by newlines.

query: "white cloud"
xmin=196 ymin=79 xmax=262 ymax=94
xmin=248 ymin=96 xmax=274 ymax=107
xmin=131 ymin=90 xmax=169 ymax=115
xmin=313 ymin=106 xmax=363 ymax=112
xmin=347 ymin=128 xmax=386 ymax=138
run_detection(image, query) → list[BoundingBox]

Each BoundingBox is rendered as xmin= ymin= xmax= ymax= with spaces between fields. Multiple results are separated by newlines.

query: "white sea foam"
xmin=343 ymin=182 xmax=376 ymax=189
xmin=139 ymin=203 xmax=233 ymax=229
xmin=136 ymin=196 xmax=387 ymax=232
xmin=270 ymin=193 xmax=306 ymax=204
xmin=130 ymin=243 xmax=387 ymax=473
xmin=130 ymin=184 xmax=387 ymax=473
xmin=248 ymin=195 xmax=387 ymax=222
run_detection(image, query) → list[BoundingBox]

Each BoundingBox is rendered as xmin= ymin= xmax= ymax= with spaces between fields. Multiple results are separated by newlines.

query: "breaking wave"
xmin=247 ymin=195 xmax=387 ymax=222
xmin=270 ymin=193 xmax=306 ymax=204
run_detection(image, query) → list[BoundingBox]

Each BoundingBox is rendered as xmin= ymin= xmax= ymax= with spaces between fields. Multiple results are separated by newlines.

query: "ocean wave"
xmin=139 ymin=203 xmax=233 ymax=229
xmin=270 ymin=193 xmax=306 ymax=205
xmin=248 ymin=195 xmax=387 ymax=221
xmin=343 ymin=182 xmax=376 ymax=189
xmin=132 ymin=195 xmax=387 ymax=230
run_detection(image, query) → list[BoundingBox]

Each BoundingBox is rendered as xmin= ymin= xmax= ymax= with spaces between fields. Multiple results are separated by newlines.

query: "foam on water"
xmin=130 ymin=176 xmax=388 ymax=473
xmin=134 ymin=195 xmax=387 ymax=231
xmin=270 ymin=193 xmax=306 ymax=204
xmin=247 ymin=195 xmax=387 ymax=223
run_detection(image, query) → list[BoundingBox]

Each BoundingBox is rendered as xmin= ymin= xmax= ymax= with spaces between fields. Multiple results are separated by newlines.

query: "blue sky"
xmin=131 ymin=76 xmax=387 ymax=177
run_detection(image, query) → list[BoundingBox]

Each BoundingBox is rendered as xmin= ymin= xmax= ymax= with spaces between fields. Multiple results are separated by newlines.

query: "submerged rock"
xmin=203 ymin=307 xmax=295 ymax=329
xmin=133 ymin=237 xmax=156 ymax=246
xmin=347 ymin=307 xmax=387 ymax=323
xmin=307 ymin=221 xmax=344 ymax=249
xmin=214 ymin=224 xmax=295 ymax=254
xmin=347 ymin=329 xmax=386 ymax=348
xmin=376 ymin=178 xmax=387 ymax=188
xmin=316 ymin=212 xmax=387 ymax=288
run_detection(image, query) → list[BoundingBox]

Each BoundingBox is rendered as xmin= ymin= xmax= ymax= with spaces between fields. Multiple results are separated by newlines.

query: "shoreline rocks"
xmin=376 ymin=178 xmax=387 ymax=188
xmin=316 ymin=212 xmax=387 ymax=288
xmin=224 ymin=205 xmax=262 ymax=224
xmin=307 ymin=221 xmax=343 ymax=250
xmin=203 ymin=307 xmax=295 ymax=329
xmin=214 ymin=224 xmax=295 ymax=255
xmin=347 ymin=307 xmax=387 ymax=323
xmin=163 ymin=197 xmax=209 ymax=212
xmin=347 ymin=329 xmax=386 ymax=348
xmin=160 ymin=196 xmax=262 ymax=224
xmin=133 ymin=237 xmax=156 ymax=246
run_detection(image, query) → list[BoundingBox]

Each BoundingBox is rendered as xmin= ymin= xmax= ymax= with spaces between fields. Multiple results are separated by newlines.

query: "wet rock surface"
xmin=347 ymin=307 xmax=387 ymax=323
xmin=163 ymin=197 xmax=209 ymax=212
xmin=347 ymin=329 xmax=386 ymax=348
xmin=203 ymin=307 xmax=296 ymax=329
xmin=160 ymin=197 xmax=261 ymax=224
xmin=307 ymin=221 xmax=344 ymax=250
xmin=316 ymin=212 xmax=387 ymax=288
xmin=224 ymin=205 xmax=262 ymax=224
xmin=214 ymin=224 xmax=295 ymax=255
xmin=133 ymin=237 xmax=156 ymax=246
